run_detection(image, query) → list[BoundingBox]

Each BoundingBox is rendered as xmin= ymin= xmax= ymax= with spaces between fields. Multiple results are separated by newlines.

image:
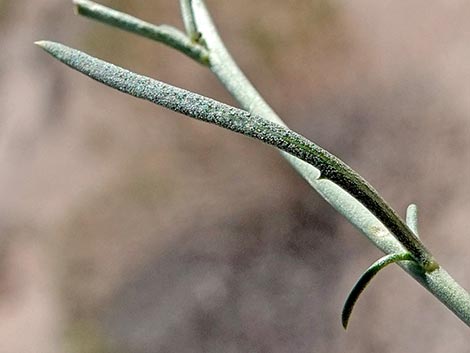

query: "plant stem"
xmin=189 ymin=0 xmax=470 ymax=326
xmin=179 ymin=0 xmax=201 ymax=42
xmin=187 ymin=1 xmax=407 ymax=251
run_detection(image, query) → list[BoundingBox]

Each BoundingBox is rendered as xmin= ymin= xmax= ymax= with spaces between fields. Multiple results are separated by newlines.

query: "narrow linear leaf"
xmin=34 ymin=40 xmax=334 ymax=174
xmin=342 ymin=252 xmax=415 ymax=329
xmin=35 ymin=40 xmax=439 ymax=273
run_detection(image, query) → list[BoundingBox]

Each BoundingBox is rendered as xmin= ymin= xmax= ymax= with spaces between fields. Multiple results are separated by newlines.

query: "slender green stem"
xmin=185 ymin=0 xmax=470 ymax=327
xmin=191 ymin=0 xmax=285 ymax=125
xmin=73 ymin=0 xmax=209 ymax=65
xmin=179 ymin=0 xmax=201 ymax=42
xmin=342 ymin=252 xmax=414 ymax=329
xmin=189 ymin=0 xmax=394 ymax=236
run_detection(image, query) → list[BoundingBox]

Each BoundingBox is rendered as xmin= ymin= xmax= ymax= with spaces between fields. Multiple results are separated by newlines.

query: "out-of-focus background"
xmin=1 ymin=0 xmax=470 ymax=352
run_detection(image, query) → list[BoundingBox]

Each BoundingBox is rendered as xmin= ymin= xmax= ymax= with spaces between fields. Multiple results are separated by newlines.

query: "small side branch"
xmin=406 ymin=203 xmax=420 ymax=238
xmin=73 ymin=0 xmax=209 ymax=65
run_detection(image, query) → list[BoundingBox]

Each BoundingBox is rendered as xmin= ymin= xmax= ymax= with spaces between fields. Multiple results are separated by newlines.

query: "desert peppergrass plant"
xmin=37 ymin=0 xmax=470 ymax=330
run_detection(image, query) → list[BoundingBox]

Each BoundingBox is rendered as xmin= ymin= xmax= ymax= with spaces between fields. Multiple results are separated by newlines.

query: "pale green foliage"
xmin=37 ymin=0 xmax=470 ymax=329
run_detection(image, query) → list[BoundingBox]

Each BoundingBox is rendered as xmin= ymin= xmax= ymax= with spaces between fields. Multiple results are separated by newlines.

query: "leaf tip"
xmin=34 ymin=40 xmax=58 ymax=56
xmin=341 ymin=308 xmax=351 ymax=330
xmin=34 ymin=40 xmax=48 ymax=48
xmin=340 ymin=294 xmax=362 ymax=330
xmin=35 ymin=40 xmax=58 ymax=53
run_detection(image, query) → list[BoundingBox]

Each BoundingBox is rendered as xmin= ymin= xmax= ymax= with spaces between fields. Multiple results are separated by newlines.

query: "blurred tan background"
xmin=1 ymin=0 xmax=470 ymax=352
